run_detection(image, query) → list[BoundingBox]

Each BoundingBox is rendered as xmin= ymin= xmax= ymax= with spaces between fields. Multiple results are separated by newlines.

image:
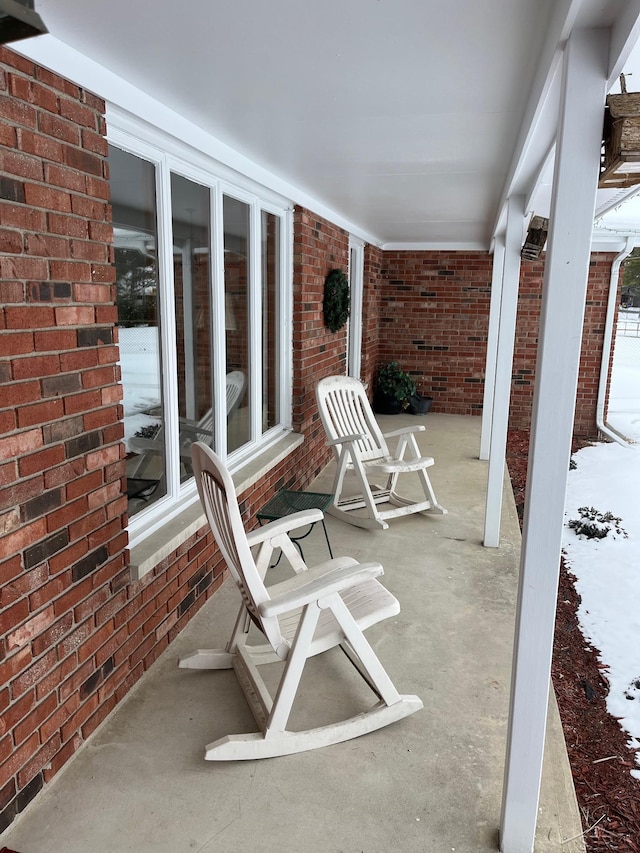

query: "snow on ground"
xmin=608 ymin=326 xmax=640 ymax=443
xmin=563 ymin=443 xmax=640 ymax=777
xmin=563 ymin=324 xmax=640 ymax=776
xmin=117 ymin=326 xmax=161 ymax=445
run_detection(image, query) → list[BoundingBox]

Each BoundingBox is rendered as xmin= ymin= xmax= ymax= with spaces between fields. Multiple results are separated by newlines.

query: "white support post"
xmin=479 ymin=235 xmax=506 ymax=461
xmin=483 ymin=200 xmax=524 ymax=548
xmin=500 ymin=28 xmax=609 ymax=853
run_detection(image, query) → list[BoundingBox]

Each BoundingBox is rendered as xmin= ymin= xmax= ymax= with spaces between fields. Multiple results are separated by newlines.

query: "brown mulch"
xmin=506 ymin=430 xmax=640 ymax=852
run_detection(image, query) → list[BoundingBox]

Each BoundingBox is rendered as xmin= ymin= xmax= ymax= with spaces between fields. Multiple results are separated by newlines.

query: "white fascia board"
xmin=381 ymin=240 xmax=490 ymax=252
xmin=489 ymin=0 xmax=640 ymax=233
xmin=594 ymin=186 xmax=640 ymax=219
xmin=591 ymin=228 xmax=640 ymax=251
xmin=491 ymin=0 xmax=581 ymax=226
xmin=12 ymin=35 xmax=381 ymax=248
xmin=608 ymin=0 xmax=640 ymax=85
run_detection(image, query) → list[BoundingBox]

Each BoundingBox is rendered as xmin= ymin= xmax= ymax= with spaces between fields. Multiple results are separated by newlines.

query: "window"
xmin=111 ymin=147 xmax=167 ymax=510
xmin=109 ymin=133 xmax=292 ymax=546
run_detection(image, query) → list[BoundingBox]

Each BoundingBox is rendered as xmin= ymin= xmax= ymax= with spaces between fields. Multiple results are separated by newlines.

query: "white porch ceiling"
xmin=18 ymin=0 xmax=640 ymax=248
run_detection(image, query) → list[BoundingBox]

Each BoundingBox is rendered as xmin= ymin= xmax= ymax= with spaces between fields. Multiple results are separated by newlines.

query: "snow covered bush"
xmin=567 ymin=506 xmax=628 ymax=540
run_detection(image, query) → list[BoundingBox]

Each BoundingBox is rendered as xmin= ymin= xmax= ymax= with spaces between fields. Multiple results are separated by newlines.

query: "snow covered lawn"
xmin=563 ymin=441 xmax=640 ymax=778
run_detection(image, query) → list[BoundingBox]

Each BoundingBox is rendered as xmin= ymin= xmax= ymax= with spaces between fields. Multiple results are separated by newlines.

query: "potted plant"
xmin=408 ymin=391 xmax=433 ymax=415
xmin=373 ymin=362 xmax=416 ymax=414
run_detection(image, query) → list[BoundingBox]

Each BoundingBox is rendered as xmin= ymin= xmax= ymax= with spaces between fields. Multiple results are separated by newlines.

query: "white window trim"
xmin=107 ymin=111 xmax=296 ymax=562
xmin=348 ymin=236 xmax=365 ymax=380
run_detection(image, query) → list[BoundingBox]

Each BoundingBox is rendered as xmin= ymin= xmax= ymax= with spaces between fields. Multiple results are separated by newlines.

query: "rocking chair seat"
xmin=361 ymin=454 xmax=435 ymax=475
xmin=271 ymin=559 xmax=401 ymax=656
xmin=179 ymin=442 xmax=422 ymax=761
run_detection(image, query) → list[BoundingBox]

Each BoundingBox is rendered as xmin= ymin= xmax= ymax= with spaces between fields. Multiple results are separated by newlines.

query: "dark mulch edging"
xmin=506 ymin=430 xmax=640 ymax=852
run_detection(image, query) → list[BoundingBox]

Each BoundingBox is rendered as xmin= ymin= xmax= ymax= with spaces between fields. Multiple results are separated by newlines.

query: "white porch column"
xmin=500 ymin=28 xmax=609 ymax=853
xmin=480 ymin=234 xmax=506 ymax=461
xmin=483 ymin=201 xmax=523 ymax=547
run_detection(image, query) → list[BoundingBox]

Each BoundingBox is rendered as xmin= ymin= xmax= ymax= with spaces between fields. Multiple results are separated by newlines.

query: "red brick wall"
xmin=510 ymin=254 xmax=616 ymax=436
xmin=0 ymin=54 xmax=347 ymax=834
xmin=375 ymin=249 xmax=611 ymax=436
xmin=0 ymin=47 xmax=129 ymax=829
xmin=361 ymin=244 xmax=383 ymax=390
xmin=508 ymin=257 xmax=544 ymax=428
xmin=377 ymin=251 xmax=493 ymax=413
xmin=575 ymin=254 xmax=614 ymax=437
xmin=291 ymin=206 xmax=350 ymax=482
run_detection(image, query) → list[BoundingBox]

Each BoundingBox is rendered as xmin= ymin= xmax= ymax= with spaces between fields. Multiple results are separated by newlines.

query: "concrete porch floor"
xmin=0 ymin=414 xmax=585 ymax=853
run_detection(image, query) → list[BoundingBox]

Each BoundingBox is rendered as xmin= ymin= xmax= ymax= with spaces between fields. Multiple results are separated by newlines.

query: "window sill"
xmin=129 ymin=432 xmax=304 ymax=581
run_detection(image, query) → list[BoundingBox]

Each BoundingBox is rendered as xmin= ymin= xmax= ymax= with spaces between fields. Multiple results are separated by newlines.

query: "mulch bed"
xmin=506 ymin=430 xmax=640 ymax=852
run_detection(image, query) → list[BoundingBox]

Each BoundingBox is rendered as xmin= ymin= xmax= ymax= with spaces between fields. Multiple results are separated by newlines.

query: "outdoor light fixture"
xmin=599 ymin=76 xmax=640 ymax=189
xmin=0 ymin=0 xmax=48 ymax=44
xmin=521 ymin=215 xmax=549 ymax=261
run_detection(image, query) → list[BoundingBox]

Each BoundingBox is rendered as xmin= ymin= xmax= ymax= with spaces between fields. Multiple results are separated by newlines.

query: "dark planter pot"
xmin=408 ymin=394 xmax=433 ymax=415
xmin=373 ymin=391 xmax=403 ymax=414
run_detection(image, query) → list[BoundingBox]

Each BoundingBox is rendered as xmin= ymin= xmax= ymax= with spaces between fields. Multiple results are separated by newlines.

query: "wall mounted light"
xmin=0 ymin=0 xmax=48 ymax=44
xmin=521 ymin=215 xmax=549 ymax=261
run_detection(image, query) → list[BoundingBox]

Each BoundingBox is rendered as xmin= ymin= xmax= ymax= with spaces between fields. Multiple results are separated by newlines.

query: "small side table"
xmin=257 ymin=489 xmax=334 ymax=563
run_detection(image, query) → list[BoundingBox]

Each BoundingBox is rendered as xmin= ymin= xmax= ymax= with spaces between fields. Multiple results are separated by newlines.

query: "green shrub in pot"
xmin=374 ymin=362 xmax=416 ymax=413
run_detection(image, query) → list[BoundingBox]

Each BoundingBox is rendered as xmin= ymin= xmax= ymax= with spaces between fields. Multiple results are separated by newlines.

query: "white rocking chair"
xmin=316 ymin=375 xmax=447 ymax=530
xmin=179 ymin=441 xmax=422 ymax=761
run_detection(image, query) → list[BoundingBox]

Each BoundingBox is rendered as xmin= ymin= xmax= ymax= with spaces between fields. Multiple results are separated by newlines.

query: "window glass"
xmin=110 ymin=145 xmax=166 ymax=517
xmin=223 ymin=195 xmax=250 ymax=452
xmin=262 ymin=211 xmax=279 ymax=431
xmin=171 ymin=174 xmax=213 ymax=481
xmin=109 ymin=134 xmax=289 ymax=538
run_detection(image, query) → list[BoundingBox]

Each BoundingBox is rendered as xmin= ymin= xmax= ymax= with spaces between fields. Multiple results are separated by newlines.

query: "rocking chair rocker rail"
xmin=179 ymin=441 xmax=423 ymax=761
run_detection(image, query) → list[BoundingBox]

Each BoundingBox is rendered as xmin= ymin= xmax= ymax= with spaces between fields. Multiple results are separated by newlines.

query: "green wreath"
xmin=323 ymin=268 xmax=350 ymax=332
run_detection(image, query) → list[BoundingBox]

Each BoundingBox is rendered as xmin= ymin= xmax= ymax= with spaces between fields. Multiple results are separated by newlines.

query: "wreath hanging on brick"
xmin=323 ymin=268 xmax=350 ymax=332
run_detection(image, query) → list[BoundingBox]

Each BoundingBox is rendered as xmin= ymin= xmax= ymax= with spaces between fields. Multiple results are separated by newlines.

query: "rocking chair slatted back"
xmin=318 ymin=377 xmax=388 ymax=463
xmin=226 ymin=370 xmax=246 ymax=417
xmin=191 ymin=442 xmax=282 ymax=647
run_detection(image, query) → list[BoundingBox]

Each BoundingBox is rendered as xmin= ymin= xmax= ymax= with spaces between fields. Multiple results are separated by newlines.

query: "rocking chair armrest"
xmin=327 ymin=433 xmax=365 ymax=447
xmin=246 ymin=509 xmax=324 ymax=547
xmin=382 ymin=424 xmax=426 ymax=439
xmin=260 ymin=560 xmax=384 ymax=618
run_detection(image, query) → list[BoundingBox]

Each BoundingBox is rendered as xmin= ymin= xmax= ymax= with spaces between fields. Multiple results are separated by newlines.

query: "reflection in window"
xmin=110 ymin=145 xmax=166 ymax=517
xmin=171 ymin=174 xmax=213 ymax=481
xmin=224 ymin=196 xmax=250 ymax=452
xmin=262 ymin=211 xmax=279 ymax=431
xmin=109 ymin=138 xmax=289 ymax=537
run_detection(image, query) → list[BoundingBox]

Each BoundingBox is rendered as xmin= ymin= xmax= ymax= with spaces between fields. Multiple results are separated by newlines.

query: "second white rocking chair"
xmin=316 ymin=375 xmax=447 ymax=530
xmin=179 ymin=441 xmax=422 ymax=761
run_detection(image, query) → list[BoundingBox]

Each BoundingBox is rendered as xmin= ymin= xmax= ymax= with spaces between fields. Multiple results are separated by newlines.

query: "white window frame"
xmin=108 ymin=112 xmax=293 ymax=550
xmin=347 ymin=236 xmax=365 ymax=380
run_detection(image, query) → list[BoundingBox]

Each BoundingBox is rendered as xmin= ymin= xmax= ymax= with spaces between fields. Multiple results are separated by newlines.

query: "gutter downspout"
xmin=596 ymin=236 xmax=635 ymax=445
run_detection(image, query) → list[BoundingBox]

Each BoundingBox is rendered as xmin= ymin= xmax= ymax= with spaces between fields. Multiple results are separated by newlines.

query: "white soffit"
xmin=15 ymin=0 xmax=640 ymax=248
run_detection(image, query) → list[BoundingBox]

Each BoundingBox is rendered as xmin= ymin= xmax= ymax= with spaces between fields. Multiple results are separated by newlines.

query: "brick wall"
xmin=0 ymin=54 xmax=345 ymax=834
xmin=291 ymin=206 xmax=350 ymax=483
xmin=377 ymin=251 xmax=493 ymax=413
xmin=0 ymin=46 xmax=129 ymax=829
xmin=360 ymin=244 xmax=383 ymax=389
xmin=375 ymin=250 xmax=612 ymax=436
xmin=510 ymin=254 xmax=617 ymax=436
xmin=574 ymin=254 xmax=615 ymax=437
